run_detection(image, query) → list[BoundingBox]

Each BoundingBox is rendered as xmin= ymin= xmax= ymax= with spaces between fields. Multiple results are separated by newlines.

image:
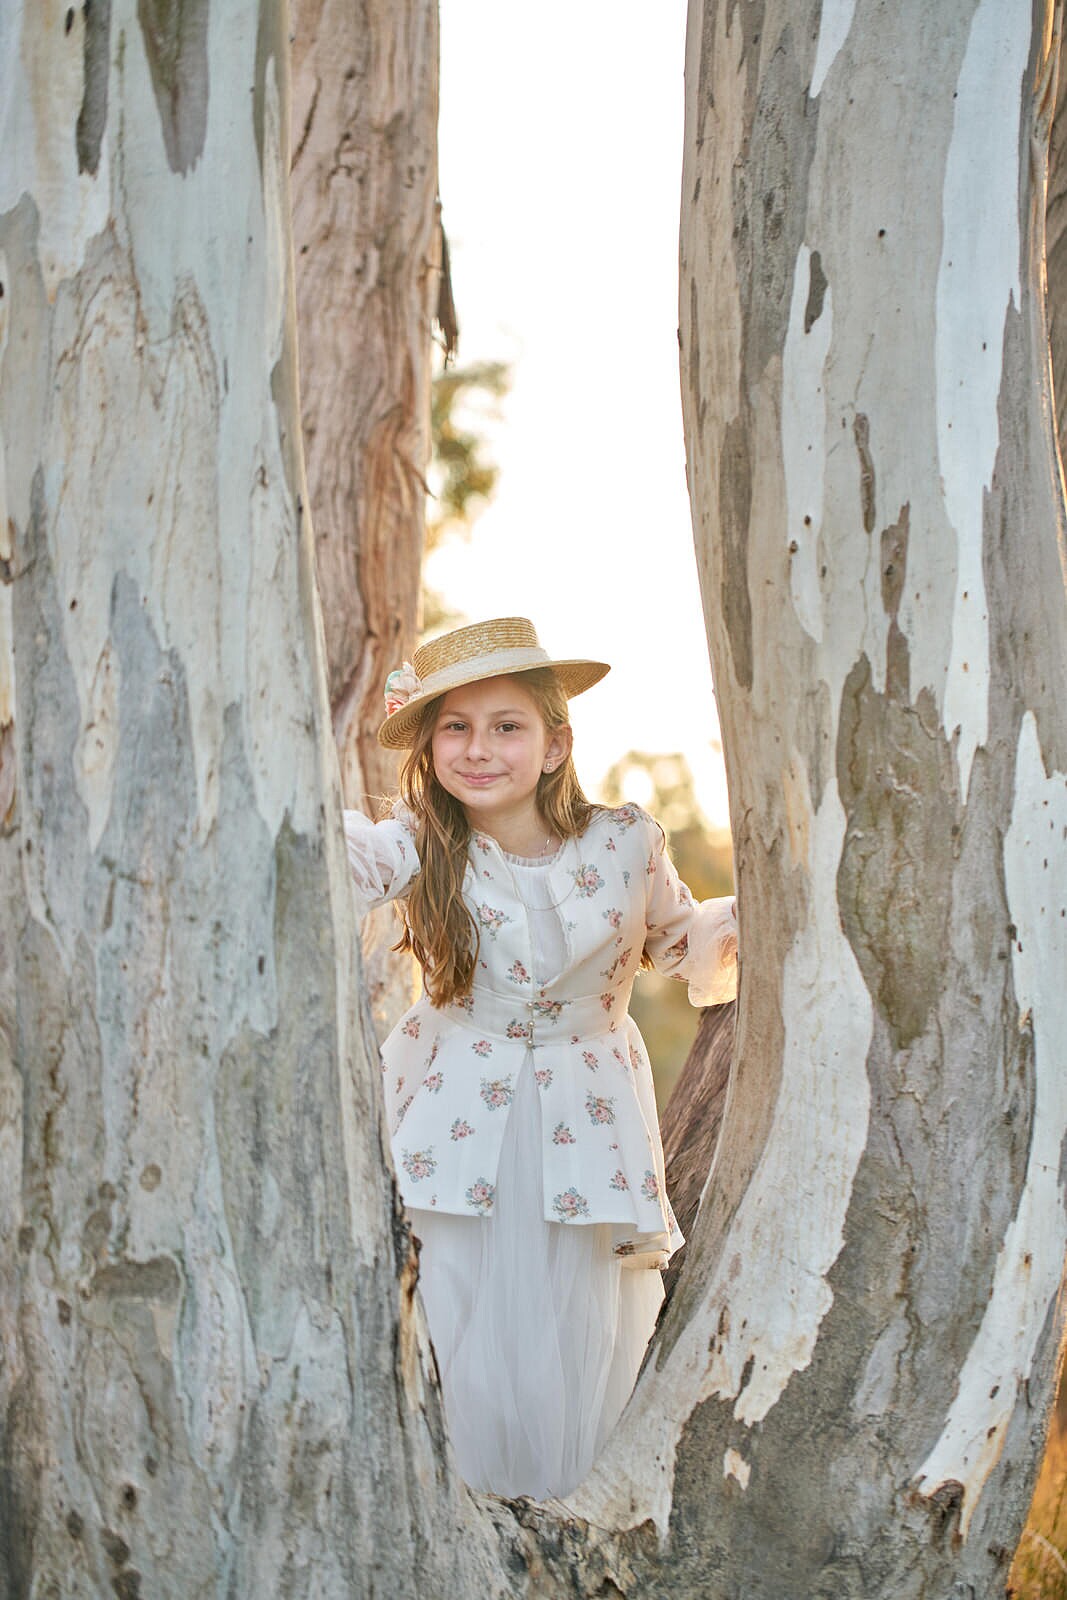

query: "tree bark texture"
xmin=288 ymin=0 xmax=437 ymax=1045
xmin=1047 ymin=5 xmax=1067 ymax=454
xmin=660 ymin=1001 xmax=735 ymax=1300
xmin=1009 ymin=14 xmax=1067 ymax=1589
xmin=576 ymin=0 xmax=1065 ymax=1593
xmin=289 ymin=0 xmax=438 ymax=817
xmin=0 ymin=7 xmax=495 ymax=1595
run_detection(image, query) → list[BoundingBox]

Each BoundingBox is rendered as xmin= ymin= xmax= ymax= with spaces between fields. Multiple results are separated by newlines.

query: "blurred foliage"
xmin=422 ymin=358 xmax=510 ymax=636
xmin=426 ymin=359 xmax=511 ymax=551
xmin=599 ymin=750 xmax=734 ymax=1111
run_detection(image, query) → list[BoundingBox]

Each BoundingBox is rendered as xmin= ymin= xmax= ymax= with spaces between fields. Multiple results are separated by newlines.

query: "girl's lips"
xmin=461 ymin=773 xmax=500 ymax=785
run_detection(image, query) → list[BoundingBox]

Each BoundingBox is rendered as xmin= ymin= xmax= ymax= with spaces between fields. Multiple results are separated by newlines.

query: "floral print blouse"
xmin=343 ymin=803 xmax=738 ymax=1261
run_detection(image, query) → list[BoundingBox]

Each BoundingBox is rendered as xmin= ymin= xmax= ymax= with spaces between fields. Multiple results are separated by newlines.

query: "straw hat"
xmin=377 ymin=617 xmax=610 ymax=749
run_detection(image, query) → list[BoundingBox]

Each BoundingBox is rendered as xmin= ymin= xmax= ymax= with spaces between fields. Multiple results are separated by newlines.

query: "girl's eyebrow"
xmin=438 ymin=706 xmax=529 ymax=720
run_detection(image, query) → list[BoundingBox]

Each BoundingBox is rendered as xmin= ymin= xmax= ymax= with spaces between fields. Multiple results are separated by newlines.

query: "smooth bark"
xmin=0 ymin=7 xmax=492 ymax=1593
xmin=582 ymin=1 xmax=1067 ymax=1592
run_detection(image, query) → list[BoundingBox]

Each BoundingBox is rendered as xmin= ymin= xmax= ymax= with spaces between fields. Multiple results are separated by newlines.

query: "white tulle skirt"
xmin=410 ymin=1055 xmax=664 ymax=1500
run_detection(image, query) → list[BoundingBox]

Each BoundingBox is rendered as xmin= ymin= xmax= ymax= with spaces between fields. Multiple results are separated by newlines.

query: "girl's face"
xmin=431 ymin=675 xmax=571 ymax=827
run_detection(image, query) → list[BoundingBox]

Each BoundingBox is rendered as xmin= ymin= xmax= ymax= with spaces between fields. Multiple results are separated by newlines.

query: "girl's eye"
xmin=498 ymin=722 xmax=520 ymax=733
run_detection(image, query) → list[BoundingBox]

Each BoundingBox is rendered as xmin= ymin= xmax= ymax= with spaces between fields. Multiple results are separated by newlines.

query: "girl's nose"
xmin=466 ymin=726 xmax=491 ymax=761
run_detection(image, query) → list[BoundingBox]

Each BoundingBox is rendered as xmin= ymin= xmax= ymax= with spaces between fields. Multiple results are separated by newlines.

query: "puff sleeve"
xmin=342 ymin=805 xmax=420 ymax=915
xmin=641 ymin=815 xmax=738 ymax=1007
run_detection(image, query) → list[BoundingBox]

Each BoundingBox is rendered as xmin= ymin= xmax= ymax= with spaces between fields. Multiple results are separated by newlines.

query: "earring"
xmin=543 ymin=760 xmax=554 ymax=772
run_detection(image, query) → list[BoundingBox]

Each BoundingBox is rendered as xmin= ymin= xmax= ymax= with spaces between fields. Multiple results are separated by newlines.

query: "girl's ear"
xmin=545 ymin=724 xmax=573 ymax=770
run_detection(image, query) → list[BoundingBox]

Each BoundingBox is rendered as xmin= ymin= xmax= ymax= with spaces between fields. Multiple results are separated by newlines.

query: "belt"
xmin=441 ymin=981 xmax=633 ymax=1048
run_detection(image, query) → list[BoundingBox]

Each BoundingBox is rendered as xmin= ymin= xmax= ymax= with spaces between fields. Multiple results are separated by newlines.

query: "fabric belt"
xmin=441 ymin=982 xmax=634 ymax=1047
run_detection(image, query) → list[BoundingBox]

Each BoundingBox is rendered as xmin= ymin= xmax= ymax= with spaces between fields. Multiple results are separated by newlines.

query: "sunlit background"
xmin=431 ymin=0 xmax=730 ymax=838
xmin=426 ymin=1 xmax=734 ymax=1100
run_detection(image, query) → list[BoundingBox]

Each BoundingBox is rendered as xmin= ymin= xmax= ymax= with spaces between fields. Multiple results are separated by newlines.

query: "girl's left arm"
xmin=641 ymin=817 xmax=738 ymax=1007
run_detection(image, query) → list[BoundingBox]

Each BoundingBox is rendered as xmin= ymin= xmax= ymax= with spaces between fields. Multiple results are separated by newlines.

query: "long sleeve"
xmin=342 ymin=806 xmax=420 ymax=915
xmin=641 ymin=815 xmax=738 ymax=1007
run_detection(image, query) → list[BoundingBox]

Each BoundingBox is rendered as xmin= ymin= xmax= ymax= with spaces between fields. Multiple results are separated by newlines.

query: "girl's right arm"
xmin=342 ymin=804 xmax=420 ymax=914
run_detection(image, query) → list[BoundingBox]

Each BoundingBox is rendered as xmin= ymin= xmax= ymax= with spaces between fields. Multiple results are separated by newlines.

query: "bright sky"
xmin=431 ymin=0 xmax=731 ymax=830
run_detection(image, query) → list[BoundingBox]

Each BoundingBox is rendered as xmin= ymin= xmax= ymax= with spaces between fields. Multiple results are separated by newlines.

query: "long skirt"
xmin=410 ymin=1056 xmax=664 ymax=1500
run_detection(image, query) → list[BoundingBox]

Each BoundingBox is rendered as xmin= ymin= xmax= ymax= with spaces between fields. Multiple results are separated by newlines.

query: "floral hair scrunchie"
xmin=384 ymin=661 xmax=421 ymax=718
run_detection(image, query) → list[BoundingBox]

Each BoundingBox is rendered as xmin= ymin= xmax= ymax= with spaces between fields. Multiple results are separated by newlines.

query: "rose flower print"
xmin=480 ymin=1077 xmax=515 ymax=1111
xmin=465 ymin=1179 xmax=495 ymax=1215
xmin=552 ymin=1187 xmax=590 ymax=1222
xmin=572 ymin=864 xmax=605 ymax=898
xmin=401 ymin=1148 xmax=436 ymax=1182
xmin=585 ymin=1093 xmax=617 ymax=1127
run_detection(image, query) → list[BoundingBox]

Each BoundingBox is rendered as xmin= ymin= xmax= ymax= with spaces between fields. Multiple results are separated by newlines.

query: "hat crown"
xmin=412 ymin=617 xmax=542 ymax=682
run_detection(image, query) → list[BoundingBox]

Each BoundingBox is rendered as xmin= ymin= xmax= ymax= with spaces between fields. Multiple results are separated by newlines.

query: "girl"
xmin=343 ymin=616 xmax=737 ymax=1500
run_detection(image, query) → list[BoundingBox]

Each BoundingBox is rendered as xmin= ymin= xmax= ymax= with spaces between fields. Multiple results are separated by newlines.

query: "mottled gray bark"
xmin=621 ymin=0 xmax=1067 ymax=1593
xmin=0 ymin=6 xmax=493 ymax=1595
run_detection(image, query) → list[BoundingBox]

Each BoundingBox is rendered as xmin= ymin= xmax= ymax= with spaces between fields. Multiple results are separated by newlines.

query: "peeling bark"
xmin=601 ymin=0 xmax=1065 ymax=1591
xmin=1013 ymin=13 xmax=1067 ymax=1585
xmin=0 ymin=7 xmax=492 ymax=1593
xmin=289 ymin=0 xmax=436 ymax=1042
xmin=289 ymin=0 xmax=438 ymax=816
xmin=1046 ymin=2 xmax=1067 ymax=465
xmin=660 ymin=1001 xmax=735 ymax=1300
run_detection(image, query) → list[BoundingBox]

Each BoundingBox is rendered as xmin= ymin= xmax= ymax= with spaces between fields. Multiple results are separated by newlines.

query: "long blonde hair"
xmin=394 ymin=668 xmax=596 ymax=1006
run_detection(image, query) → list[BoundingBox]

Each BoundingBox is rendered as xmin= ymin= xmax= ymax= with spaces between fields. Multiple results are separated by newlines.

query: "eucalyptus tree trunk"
xmin=0 ymin=7 xmax=490 ymax=1595
xmin=289 ymin=0 xmax=438 ymax=814
xmin=288 ymin=0 xmax=438 ymax=1039
xmin=660 ymin=1001 xmax=735 ymax=1299
xmin=3 ymin=2 xmax=1065 ymax=1598
xmin=1047 ymin=8 xmax=1067 ymax=451
xmin=1009 ymin=15 xmax=1067 ymax=1590
xmin=577 ymin=0 xmax=1066 ymax=1593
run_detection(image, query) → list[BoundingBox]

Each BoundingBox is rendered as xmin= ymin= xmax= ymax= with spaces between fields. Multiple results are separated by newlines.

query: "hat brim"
xmin=377 ymin=659 xmax=610 ymax=750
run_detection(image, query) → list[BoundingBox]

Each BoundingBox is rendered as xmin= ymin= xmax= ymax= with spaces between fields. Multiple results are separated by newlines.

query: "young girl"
xmin=343 ymin=617 xmax=737 ymax=1500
